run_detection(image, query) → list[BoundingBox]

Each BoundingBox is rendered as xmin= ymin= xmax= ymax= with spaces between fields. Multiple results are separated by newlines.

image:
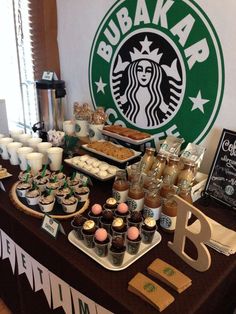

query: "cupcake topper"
xmin=24 ymin=173 xmax=29 ymax=183
xmin=63 ymin=179 xmax=68 ymax=188
xmin=26 ymin=164 xmax=31 ymax=173
xmin=71 ymin=172 xmax=76 ymax=181
xmin=41 ymin=164 xmax=47 ymax=177
xmin=59 ymin=165 xmax=64 ymax=172
xmin=52 ymin=176 xmax=58 ymax=183
xmin=82 ymin=179 xmax=88 ymax=187
xmin=69 ymin=187 xmax=74 ymax=197
xmin=47 ymin=188 xmax=52 ymax=196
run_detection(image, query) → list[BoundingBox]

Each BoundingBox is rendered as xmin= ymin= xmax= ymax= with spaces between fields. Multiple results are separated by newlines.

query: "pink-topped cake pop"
xmin=127 ymin=226 xmax=140 ymax=241
xmin=95 ymin=228 xmax=108 ymax=242
xmin=91 ymin=203 xmax=103 ymax=216
xmin=117 ymin=202 xmax=129 ymax=214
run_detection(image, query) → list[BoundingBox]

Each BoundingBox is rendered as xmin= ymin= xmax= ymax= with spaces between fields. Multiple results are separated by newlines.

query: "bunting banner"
xmin=0 ymin=228 xmax=112 ymax=314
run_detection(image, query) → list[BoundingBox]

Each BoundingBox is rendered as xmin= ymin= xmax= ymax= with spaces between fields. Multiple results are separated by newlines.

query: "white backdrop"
xmin=57 ymin=0 xmax=236 ymax=173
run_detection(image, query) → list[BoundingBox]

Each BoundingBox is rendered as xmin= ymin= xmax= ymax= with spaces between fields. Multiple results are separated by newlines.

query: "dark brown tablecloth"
xmin=0 ymin=158 xmax=236 ymax=314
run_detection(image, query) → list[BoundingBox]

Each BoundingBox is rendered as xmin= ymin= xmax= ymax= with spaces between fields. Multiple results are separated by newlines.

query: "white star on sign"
xmin=189 ymin=90 xmax=209 ymax=113
xmin=95 ymin=77 xmax=107 ymax=94
xmin=140 ymin=36 xmax=153 ymax=54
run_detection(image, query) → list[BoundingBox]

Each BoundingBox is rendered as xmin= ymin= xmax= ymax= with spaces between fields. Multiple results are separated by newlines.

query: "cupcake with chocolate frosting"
xmin=103 ymin=197 xmax=117 ymax=211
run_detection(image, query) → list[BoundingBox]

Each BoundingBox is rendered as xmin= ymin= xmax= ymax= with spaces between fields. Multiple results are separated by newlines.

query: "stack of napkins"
xmin=188 ymin=216 xmax=236 ymax=256
xmin=128 ymin=273 xmax=174 ymax=312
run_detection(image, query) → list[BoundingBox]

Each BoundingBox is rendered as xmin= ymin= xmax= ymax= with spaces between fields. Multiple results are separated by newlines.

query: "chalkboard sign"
xmin=205 ymin=128 xmax=236 ymax=210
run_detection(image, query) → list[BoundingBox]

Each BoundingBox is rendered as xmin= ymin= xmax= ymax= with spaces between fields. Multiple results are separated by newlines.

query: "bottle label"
xmin=160 ymin=213 xmax=177 ymax=231
xmin=112 ymin=189 xmax=128 ymax=203
xmin=127 ymin=197 xmax=144 ymax=212
xmin=143 ymin=205 xmax=162 ymax=220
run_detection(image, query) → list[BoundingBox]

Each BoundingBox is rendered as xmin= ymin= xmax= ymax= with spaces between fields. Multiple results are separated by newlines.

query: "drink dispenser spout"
xmin=32 ymin=121 xmax=48 ymax=141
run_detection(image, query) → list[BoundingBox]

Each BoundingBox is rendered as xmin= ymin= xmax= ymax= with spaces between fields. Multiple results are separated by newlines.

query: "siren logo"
xmin=89 ymin=0 xmax=224 ymax=145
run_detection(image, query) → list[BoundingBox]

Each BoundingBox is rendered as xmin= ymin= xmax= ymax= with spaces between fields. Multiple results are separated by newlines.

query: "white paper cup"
xmin=27 ymin=137 xmax=42 ymax=151
xmin=63 ymin=120 xmax=75 ymax=135
xmin=10 ymin=129 xmax=24 ymax=141
xmin=18 ymin=133 xmax=32 ymax=146
xmin=75 ymin=119 xmax=88 ymax=137
xmin=26 ymin=152 xmax=43 ymax=175
xmin=47 ymin=147 xmax=63 ymax=171
xmin=7 ymin=142 xmax=23 ymax=165
xmin=17 ymin=147 xmax=34 ymax=171
xmin=37 ymin=142 xmax=52 ymax=164
xmin=88 ymin=124 xmax=104 ymax=142
xmin=0 ymin=137 xmax=14 ymax=159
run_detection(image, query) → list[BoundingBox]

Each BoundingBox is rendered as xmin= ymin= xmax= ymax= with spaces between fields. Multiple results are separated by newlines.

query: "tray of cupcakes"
xmin=9 ymin=168 xmax=90 ymax=219
xmin=68 ymin=198 xmax=162 ymax=271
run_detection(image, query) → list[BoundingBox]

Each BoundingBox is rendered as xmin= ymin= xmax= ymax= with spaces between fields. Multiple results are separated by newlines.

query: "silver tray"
xmin=101 ymin=129 xmax=153 ymax=145
xmin=82 ymin=141 xmax=141 ymax=164
xmin=68 ymin=230 xmax=162 ymax=271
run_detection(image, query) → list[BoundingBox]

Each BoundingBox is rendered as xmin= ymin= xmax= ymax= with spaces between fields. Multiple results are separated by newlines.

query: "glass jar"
xmin=139 ymin=147 xmax=155 ymax=174
xmin=178 ymin=186 xmax=193 ymax=220
xmin=160 ymin=176 xmax=176 ymax=200
xmin=160 ymin=195 xmax=178 ymax=233
xmin=177 ymin=162 xmax=196 ymax=189
xmin=143 ymin=188 xmax=162 ymax=220
xmin=162 ymin=155 xmax=180 ymax=185
xmin=151 ymin=153 xmax=167 ymax=179
xmin=112 ymin=170 xmax=129 ymax=203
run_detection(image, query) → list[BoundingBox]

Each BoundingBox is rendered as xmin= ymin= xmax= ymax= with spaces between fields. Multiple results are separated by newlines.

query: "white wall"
xmin=57 ymin=0 xmax=236 ymax=174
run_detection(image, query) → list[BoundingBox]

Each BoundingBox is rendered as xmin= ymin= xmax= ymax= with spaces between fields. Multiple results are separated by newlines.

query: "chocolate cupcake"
xmin=62 ymin=195 xmax=78 ymax=213
xmin=46 ymin=179 xmax=60 ymax=196
xmin=111 ymin=217 xmax=127 ymax=238
xmin=38 ymin=193 xmax=55 ymax=213
xmin=88 ymin=203 xmax=103 ymax=225
xmin=55 ymin=186 xmax=71 ymax=204
xmin=82 ymin=220 xmax=97 ymax=248
xmin=93 ymin=228 xmax=110 ymax=257
xmin=115 ymin=202 xmax=129 ymax=221
xmin=71 ymin=215 xmax=87 ymax=240
xmin=126 ymin=226 xmax=141 ymax=255
xmin=25 ymin=187 xmax=40 ymax=206
xmin=103 ymin=197 xmax=117 ymax=210
xmin=100 ymin=209 xmax=114 ymax=233
xmin=51 ymin=170 xmax=66 ymax=183
xmin=34 ymin=175 xmax=48 ymax=192
xmin=141 ymin=217 xmax=156 ymax=244
xmin=74 ymin=186 xmax=90 ymax=202
xmin=109 ymin=236 xmax=126 ymax=266
xmin=16 ymin=181 xmax=31 ymax=197
xmin=127 ymin=211 xmax=143 ymax=229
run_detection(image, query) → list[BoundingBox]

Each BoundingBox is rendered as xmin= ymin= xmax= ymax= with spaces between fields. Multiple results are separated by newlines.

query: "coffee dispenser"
xmin=32 ymin=79 xmax=66 ymax=139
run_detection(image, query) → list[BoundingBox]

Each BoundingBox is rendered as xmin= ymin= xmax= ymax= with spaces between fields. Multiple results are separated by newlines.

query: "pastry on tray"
xmin=103 ymin=125 xmax=151 ymax=140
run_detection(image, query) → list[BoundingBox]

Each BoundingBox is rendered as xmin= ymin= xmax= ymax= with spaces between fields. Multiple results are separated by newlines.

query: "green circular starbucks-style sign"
xmin=89 ymin=0 xmax=224 ymax=145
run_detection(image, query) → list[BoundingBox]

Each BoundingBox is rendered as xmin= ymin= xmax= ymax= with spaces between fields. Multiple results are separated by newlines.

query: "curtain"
xmin=28 ymin=0 xmax=60 ymax=80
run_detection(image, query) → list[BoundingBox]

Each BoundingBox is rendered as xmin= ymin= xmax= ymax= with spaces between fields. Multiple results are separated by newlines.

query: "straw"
xmin=24 ymin=173 xmax=29 ymax=183
xmin=71 ymin=172 xmax=76 ymax=180
xmin=41 ymin=164 xmax=47 ymax=177
xmin=59 ymin=165 xmax=64 ymax=172
xmin=26 ymin=164 xmax=31 ymax=173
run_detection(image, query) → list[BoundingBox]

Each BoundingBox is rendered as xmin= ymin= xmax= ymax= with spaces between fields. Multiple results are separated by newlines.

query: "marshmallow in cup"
xmin=26 ymin=152 xmax=43 ymax=175
xmin=47 ymin=147 xmax=63 ymax=171
xmin=37 ymin=142 xmax=52 ymax=165
xmin=10 ymin=129 xmax=24 ymax=141
xmin=18 ymin=133 xmax=32 ymax=146
xmin=7 ymin=142 xmax=23 ymax=165
xmin=0 ymin=137 xmax=14 ymax=159
xmin=17 ymin=147 xmax=34 ymax=171
xmin=63 ymin=120 xmax=75 ymax=135
xmin=27 ymin=137 xmax=42 ymax=151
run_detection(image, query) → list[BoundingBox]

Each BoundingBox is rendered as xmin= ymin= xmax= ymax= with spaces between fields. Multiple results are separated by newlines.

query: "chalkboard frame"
xmin=204 ymin=128 xmax=236 ymax=210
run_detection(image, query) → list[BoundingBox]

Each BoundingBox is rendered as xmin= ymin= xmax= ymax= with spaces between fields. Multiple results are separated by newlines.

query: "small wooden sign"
xmin=204 ymin=128 xmax=236 ymax=210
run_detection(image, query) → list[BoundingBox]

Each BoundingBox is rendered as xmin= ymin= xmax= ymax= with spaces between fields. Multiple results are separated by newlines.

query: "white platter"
xmin=101 ymin=129 xmax=153 ymax=145
xmin=0 ymin=172 xmax=12 ymax=180
xmin=64 ymin=156 xmax=120 ymax=181
xmin=82 ymin=141 xmax=141 ymax=164
xmin=68 ymin=230 xmax=162 ymax=271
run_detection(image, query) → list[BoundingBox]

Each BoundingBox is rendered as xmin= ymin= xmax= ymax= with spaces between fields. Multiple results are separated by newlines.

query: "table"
xmin=0 ymin=158 xmax=236 ymax=314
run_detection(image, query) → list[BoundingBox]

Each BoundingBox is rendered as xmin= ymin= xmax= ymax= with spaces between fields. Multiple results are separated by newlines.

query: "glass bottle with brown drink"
xmin=151 ymin=153 xmax=167 ymax=179
xmin=178 ymin=185 xmax=193 ymax=219
xmin=177 ymin=161 xmax=195 ymax=189
xmin=112 ymin=170 xmax=129 ymax=203
xmin=139 ymin=147 xmax=155 ymax=174
xmin=159 ymin=175 xmax=176 ymax=200
xmin=143 ymin=186 xmax=162 ymax=221
xmin=162 ymin=155 xmax=180 ymax=185
xmin=160 ymin=194 xmax=178 ymax=233
xmin=127 ymin=172 xmax=144 ymax=212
